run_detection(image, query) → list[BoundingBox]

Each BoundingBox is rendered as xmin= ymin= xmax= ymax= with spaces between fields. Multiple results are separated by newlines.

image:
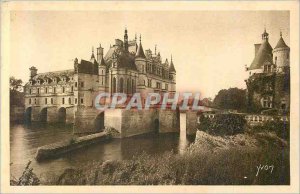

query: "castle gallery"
xmin=245 ymin=29 xmax=290 ymax=115
xmin=24 ymin=29 xmax=177 ymax=133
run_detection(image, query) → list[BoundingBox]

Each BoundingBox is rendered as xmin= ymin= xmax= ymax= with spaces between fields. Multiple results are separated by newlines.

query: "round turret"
xmin=273 ymin=32 xmax=290 ymax=71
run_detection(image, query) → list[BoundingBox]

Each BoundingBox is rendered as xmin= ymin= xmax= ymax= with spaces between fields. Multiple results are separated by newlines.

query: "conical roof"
xmin=99 ymin=55 xmax=106 ymax=66
xmin=274 ymin=36 xmax=289 ymax=49
xmin=169 ymin=56 xmax=176 ymax=73
xmin=249 ymin=40 xmax=273 ymax=70
xmin=135 ymin=42 xmax=146 ymax=58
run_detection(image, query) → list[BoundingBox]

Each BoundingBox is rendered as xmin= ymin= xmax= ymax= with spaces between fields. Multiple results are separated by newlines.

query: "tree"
xmin=213 ymin=87 xmax=246 ymax=112
xmin=10 ymin=76 xmax=24 ymax=107
xmin=200 ymin=97 xmax=214 ymax=107
xmin=10 ymin=76 xmax=23 ymax=92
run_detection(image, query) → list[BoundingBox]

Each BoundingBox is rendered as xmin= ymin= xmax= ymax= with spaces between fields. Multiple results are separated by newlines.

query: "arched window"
xmin=275 ymin=56 xmax=277 ymax=64
xmin=127 ymin=78 xmax=131 ymax=94
xmin=131 ymin=79 xmax=135 ymax=94
xmin=262 ymin=96 xmax=272 ymax=108
xmin=112 ymin=77 xmax=116 ymax=93
xmin=69 ymin=97 xmax=71 ymax=104
xmin=119 ymin=78 xmax=124 ymax=93
xmin=45 ymin=87 xmax=48 ymax=94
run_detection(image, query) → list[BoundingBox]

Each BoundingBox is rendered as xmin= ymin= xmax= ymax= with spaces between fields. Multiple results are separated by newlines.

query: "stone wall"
xmin=104 ymin=109 xmax=179 ymax=138
xmin=158 ymin=109 xmax=180 ymax=133
xmin=186 ymin=111 xmax=198 ymax=135
xmin=73 ymin=107 xmax=99 ymax=134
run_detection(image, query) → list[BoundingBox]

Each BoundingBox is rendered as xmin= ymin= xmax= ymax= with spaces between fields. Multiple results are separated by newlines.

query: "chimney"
xmin=97 ymin=44 xmax=104 ymax=62
xmin=29 ymin=66 xmax=37 ymax=79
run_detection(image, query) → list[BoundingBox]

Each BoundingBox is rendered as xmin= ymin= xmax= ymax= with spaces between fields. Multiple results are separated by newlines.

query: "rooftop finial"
xmin=280 ymin=30 xmax=282 ymax=37
xmin=139 ymin=34 xmax=142 ymax=43
xmin=135 ymin=33 xmax=137 ymax=41
xmin=92 ymin=46 xmax=94 ymax=53
xmin=171 ymin=54 xmax=173 ymax=62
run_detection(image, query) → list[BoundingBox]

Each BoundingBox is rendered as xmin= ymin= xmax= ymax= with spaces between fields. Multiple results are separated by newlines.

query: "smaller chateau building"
xmin=24 ymin=28 xmax=177 ymax=133
xmin=245 ymin=29 xmax=290 ymax=114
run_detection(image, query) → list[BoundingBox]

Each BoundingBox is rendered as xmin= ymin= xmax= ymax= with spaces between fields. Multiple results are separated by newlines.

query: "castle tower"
xmin=90 ymin=47 xmax=96 ymax=64
xmin=124 ymin=28 xmax=129 ymax=52
xmin=97 ymin=44 xmax=104 ymax=62
xmin=248 ymin=28 xmax=273 ymax=74
xmin=135 ymin=35 xmax=147 ymax=100
xmin=98 ymin=44 xmax=106 ymax=92
xmin=169 ymin=55 xmax=176 ymax=94
xmin=29 ymin=66 xmax=38 ymax=79
xmin=273 ymin=31 xmax=290 ymax=73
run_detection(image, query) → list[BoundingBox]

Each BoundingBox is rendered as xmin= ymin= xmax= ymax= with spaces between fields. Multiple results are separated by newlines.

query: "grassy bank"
xmin=11 ymin=131 xmax=289 ymax=185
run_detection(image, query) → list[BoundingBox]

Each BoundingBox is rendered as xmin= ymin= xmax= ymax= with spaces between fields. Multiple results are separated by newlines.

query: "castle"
xmin=24 ymin=28 xmax=177 ymax=134
xmin=245 ymin=29 xmax=290 ymax=115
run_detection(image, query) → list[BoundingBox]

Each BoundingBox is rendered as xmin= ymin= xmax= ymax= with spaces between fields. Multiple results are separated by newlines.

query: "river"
xmin=10 ymin=113 xmax=194 ymax=178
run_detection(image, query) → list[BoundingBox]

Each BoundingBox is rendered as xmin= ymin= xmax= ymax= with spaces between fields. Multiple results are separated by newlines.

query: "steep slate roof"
xmin=249 ymin=40 xmax=273 ymax=70
xmin=28 ymin=69 xmax=75 ymax=85
xmin=169 ymin=58 xmax=176 ymax=72
xmin=78 ymin=59 xmax=98 ymax=75
xmin=274 ymin=36 xmax=289 ymax=49
xmin=99 ymin=55 xmax=106 ymax=66
xmin=33 ymin=69 xmax=75 ymax=79
xmin=104 ymin=46 xmax=137 ymax=70
xmin=135 ymin=42 xmax=146 ymax=58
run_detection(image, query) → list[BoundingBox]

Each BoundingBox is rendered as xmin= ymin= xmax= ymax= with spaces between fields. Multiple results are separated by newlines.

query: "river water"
xmin=10 ymin=113 xmax=194 ymax=178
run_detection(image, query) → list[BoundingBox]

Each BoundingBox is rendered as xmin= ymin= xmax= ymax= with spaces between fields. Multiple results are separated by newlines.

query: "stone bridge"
xmin=24 ymin=106 xmax=180 ymax=138
xmin=24 ymin=105 xmax=75 ymax=124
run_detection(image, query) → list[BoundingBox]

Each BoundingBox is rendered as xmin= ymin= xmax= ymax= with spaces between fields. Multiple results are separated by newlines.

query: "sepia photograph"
xmin=1 ymin=1 xmax=299 ymax=193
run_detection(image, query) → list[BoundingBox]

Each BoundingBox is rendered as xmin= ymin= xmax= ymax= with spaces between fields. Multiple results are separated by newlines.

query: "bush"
xmin=199 ymin=113 xmax=246 ymax=136
xmin=10 ymin=161 xmax=40 ymax=185
xmin=251 ymin=120 xmax=290 ymax=140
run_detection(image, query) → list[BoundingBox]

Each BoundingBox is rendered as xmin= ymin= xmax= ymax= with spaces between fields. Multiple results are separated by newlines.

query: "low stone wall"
xmin=200 ymin=112 xmax=289 ymax=126
xmin=35 ymin=132 xmax=109 ymax=161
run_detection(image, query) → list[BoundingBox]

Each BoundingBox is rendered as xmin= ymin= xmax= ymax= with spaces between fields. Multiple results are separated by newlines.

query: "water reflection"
xmin=10 ymin=113 xmax=194 ymax=178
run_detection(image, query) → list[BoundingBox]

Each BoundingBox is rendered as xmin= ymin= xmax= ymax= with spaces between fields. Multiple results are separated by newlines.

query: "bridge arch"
xmin=40 ymin=108 xmax=47 ymax=122
xmin=94 ymin=112 xmax=105 ymax=131
xmin=58 ymin=107 xmax=66 ymax=123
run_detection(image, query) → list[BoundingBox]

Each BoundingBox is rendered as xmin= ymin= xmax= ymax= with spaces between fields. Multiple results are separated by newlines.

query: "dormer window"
xmin=262 ymin=96 xmax=273 ymax=108
xmin=29 ymin=81 xmax=32 ymax=85
xmin=263 ymin=64 xmax=272 ymax=73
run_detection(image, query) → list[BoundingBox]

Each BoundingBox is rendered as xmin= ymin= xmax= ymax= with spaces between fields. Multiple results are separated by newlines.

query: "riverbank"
xmin=17 ymin=129 xmax=289 ymax=185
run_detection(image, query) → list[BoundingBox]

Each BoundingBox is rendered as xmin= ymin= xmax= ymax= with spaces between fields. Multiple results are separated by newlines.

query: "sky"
xmin=10 ymin=11 xmax=289 ymax=99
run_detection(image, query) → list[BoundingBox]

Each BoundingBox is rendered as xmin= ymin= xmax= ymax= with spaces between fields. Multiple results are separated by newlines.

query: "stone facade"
xmin=24 ymin=28 xmax=177 ymax=134
xmin=104 ymin=109 xmax=180 ymax=138
xmin=245 ymin=30 xmax=290 ymax=114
